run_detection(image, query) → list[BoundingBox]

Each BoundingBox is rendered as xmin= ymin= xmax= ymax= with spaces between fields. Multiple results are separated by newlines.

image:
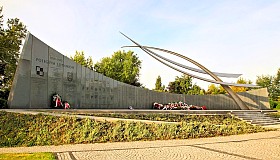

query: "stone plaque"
xmin=63 ymin=56 xmax=77 ymax=107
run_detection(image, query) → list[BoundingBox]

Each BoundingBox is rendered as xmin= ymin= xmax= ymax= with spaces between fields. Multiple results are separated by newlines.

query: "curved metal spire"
xmin=123 ymin=45 xmax=242 ymax=78
xmin=121 ymin=45 xmax=257 ymax=87
xmin=120 ymin=32 xmax=256 ymax=110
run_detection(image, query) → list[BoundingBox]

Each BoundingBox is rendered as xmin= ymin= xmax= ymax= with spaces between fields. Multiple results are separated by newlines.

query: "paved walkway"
xmin=1 ymin=130 xmax=280 ymax=160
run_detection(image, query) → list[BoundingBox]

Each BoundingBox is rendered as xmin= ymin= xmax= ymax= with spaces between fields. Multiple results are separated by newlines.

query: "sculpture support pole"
xmin=120 ymin=32 xmax=249 ymax=110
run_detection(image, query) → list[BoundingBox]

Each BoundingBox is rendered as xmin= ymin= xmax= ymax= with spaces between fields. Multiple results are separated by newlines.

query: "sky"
xmin=1 ymin=0 xmax=279 ymax=89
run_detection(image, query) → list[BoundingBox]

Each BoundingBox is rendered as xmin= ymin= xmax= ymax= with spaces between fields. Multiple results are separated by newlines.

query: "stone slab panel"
xmin=76 ymin=64 xmax=82 ymax=108
xmin=20 ymin=33 xmax=32 ymax=60
xmin=8 ymin=59 xmax=31 ymax=108
xmin=30 ymin=36 xmax=49 ymax=108
xmin=63 ymin=56 xmax=77 ymax=107
xmin=84 ymin=67 xmax=91 ymax=108
xmin=47 ymin=47 xmax=64 ymax=107
xmin=80 ymin=66 xmax=86 ymax=108
xmin=7 ymin=33 xmax=33 ymax=108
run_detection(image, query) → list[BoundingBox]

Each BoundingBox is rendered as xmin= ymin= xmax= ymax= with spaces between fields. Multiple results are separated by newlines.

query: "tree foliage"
xmin=154 ymin=75 xmax=165 ymax=92
xmin=70 ymin=51 xmax=93 ymax=70
xmin=188 ymin=84 xmax=205 ymax=95
xmin=206 ymin=84 xmax=226 ymax=94
xmin=0 ymin=7 xmax=27 ymax=106
xmin=167 ymin=74 xmax=204 ymax=95
xmin=272 ymin=68 xmax=280 ymax=101
xmin=94 ymin=50 xmax=142 ymax=87
xmin=257 ymin=68 xmax=280 ymax=101
xmin=230 ymin=77 xmax=252 ymax=92
xmin=256 ymin=75 xmax=273 ymax=88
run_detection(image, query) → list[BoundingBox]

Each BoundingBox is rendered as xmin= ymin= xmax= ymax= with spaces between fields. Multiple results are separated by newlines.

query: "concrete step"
xmin=240 ymin=117 xmax=280 ymax=121
xmin=236 ymin=115 xmax=276 ymax=119
xmin=231 ymin=112 xmax=280 ymax=126
xmin=243 ymin=118 xmax=280 ymax=122
xmin=252 ymin=122 xmax=280 ymax=126
xmin=251 ymin=121 xmax=280 ymax=125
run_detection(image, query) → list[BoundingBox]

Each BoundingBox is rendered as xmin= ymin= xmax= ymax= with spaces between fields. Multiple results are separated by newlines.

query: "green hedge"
xmin=0 ymin=111 xmax=272 ymax=147
xmin=83 ymin=113 xmax=242 ymax=125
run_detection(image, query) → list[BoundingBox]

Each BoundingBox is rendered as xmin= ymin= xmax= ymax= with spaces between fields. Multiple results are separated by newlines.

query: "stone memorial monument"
xmin=8 ymin=32 xmax=270 ymax=110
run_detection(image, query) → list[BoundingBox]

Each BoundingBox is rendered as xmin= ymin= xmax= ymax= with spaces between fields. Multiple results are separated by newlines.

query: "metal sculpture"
xmin=121 ymin=32 xmax=260 ymax=110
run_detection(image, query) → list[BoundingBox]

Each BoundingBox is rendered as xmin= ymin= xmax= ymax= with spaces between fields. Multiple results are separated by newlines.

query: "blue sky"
xmin=1 ymin=0 xmax=280 ymax=89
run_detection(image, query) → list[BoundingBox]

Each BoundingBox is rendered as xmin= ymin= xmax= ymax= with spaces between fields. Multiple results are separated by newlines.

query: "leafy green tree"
xmin=256 ymin=69 xmax=280 ymax=101
xmin=70 ymin=51 xmax=93 ymax=70
xmin=167 ymin=75 xmax=192 ymax=94
xmin=154 ymin=75 xmax=165 ymax=92
xmin=271 ymin=68 xmax=280 ymax=101
xmin=188 ymin=84 xmax=204 ymax=95
xmin=94 ymin=50 xmax=142 ymax=87
xmin=86 ymin=56 xmax=94 ymax=70
xmin=206 ymin=84 xmax=226 ymax=95
xmin=256 ymin=75 xmax=272 ymax=88
xmin=167 ymin=74 xmax=204 ymax=95
xmin=256 ymin=69 xmax=280 ymax=108
xmin=70 ymin=51 xmax=86 ymax=66
xmin=0 ymin=7 xmax=27 ymax=106
xmin=256 ymin=75 xmax=273 ymax=99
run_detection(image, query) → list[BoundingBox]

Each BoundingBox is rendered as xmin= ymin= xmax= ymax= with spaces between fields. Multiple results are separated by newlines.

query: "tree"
xmin=206 ymin=84 xmax=226 ymax=95
xmin=256 ymin=75 xmax=272 ymax=88
xmin=188 ymin=84 xmax=204 ymax=95
xmin=0 ymin=7 xmax=27 ymax=106
xmin=154 ymin=75 xmax=165 ymax=92
xmin=94 ymin=50 xmax=142 ymax=87
xmin=167 ymin=74 xmax=204 ymax=95
xmin=219 ymin=85 xmax=226 ymax=94
xmin=271 ymin=68 xmax=280 ymax=101
xmin=256 ymin=68 xmax=280 ymax=102
xmin=230 ymin=77 xmax=252 ymax=92
xmin=206 ymin=84 xmax=220 ymax=94
xmin=86 ymin=56 xmax=94 ymax=70
xmin=167 ymin=75 xmax=192 ymax=94
xmin=70 ymin=51 xmax=93 ymax=70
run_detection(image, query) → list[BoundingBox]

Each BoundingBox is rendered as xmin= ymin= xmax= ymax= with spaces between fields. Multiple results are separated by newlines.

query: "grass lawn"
xmin=0 ymin=153 xmax=55 ymax=160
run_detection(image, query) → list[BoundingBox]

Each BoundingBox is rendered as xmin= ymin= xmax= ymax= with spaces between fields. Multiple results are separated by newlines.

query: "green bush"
xmin=81 ymin=113 xmax=241 ymax=125
xmin=276 ymin=103 xmax=280 ymax=109
xmin=269 ymin=99 xmax=280 ymax=109
xmin=0 ymin=111 xmax=273 ymax=147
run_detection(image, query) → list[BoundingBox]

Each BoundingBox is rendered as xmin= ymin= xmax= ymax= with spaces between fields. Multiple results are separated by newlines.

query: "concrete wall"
xmin=8 ymin=33 xmax=270 ymax=110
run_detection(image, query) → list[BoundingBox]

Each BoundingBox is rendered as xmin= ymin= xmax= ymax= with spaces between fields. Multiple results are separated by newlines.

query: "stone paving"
xmin=1 ymin=130 xmax=280 ymax=160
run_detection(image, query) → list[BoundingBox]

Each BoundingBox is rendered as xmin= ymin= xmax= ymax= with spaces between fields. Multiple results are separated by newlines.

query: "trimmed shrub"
xmin=0 ymin=111 xmax=273 ymax=147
